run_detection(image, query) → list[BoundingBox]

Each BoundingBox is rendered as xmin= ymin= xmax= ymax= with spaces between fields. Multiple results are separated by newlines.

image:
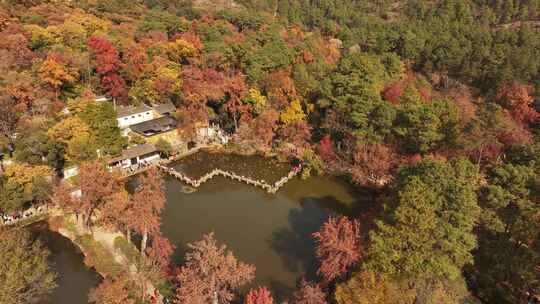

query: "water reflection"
xmin=162 ymin=156 xmax=369 ymax=301
xmin=267 ymin=199 xmax=326 ymax=277
xmin=31 ymin=224 xmax=101 ymax=304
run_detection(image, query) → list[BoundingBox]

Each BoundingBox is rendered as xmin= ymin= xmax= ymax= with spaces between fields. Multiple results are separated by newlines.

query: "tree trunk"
xmin=126 ymin=229 xmax=131 ymax=243
xmin=76 ymin=213 xmax=85 ymax=232
xmin=141 ymin=229 xmax=148 ymax=256
xmin=233 ymin=112 xmax=238 ymax=133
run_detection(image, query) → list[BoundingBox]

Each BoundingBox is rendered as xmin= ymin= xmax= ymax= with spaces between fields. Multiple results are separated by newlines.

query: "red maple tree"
xmin=146 ymin=235 xmax=175 ymax=274
xmin=382 ymin=81 xmax=403 ymax=104
xmin=174 ymin=232 xmax=255 ymax=304
xmin=245 ymin=286 xmax=273 ymax=304
xmin=87 ymin=36 xmax=127 ymax=101
xmin=78 ymin=160 xmax=124 ymax=230
xmin=293 ymin=280 xmax=327 ymax=304
xmin=88 ymin=277 xmax=134 ymax=304
xmin=126 ymin=167 xmax=166 ymax=254
xmin=496 ymin=81 xmax=539 ymax=125
xmin=312 ymin=216 xmax=362 ymax=283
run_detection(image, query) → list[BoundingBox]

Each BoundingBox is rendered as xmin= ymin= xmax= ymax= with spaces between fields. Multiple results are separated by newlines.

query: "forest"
xmin=0 ymin=0 xmax=538 ymax=303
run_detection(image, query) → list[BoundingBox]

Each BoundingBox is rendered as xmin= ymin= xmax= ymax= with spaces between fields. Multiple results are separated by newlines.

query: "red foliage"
xmin=418 ymin=86 xmax=431 ymax=102
xmin=177 ymin=102 xmax=209 ymax=137
xmin=351 ymin=143 xmax=396 ymax=187
xmin=234 ymin=109 xmax=279 ymax=152
xmin=279 ymin=121 xmax=312 ymax=154
xmin=52 ymin=183 xmax=84 ymax=215
xmin=244 ymin=286 xmax=273 ymax=304
xmin=127 ymin=168 xmax=166 ymax=252
xmin=87 ymin=36 xmax=127 ymax=101
xmin=408 ymin=153 xmax=423 ymax=164
xmin=301 ymin=50 xmax=315 ymax=63
xmin=174 ymin=233 xmax=255 ymax=304
xmin=101 ymin=74 xmax=127 ymax=102
xmin=312 ymin=216 xmax=362 ymax=283
xmin=262 ymin=69 xmax=298 ymax=110
xmin=89 ymin=278 xmax=134 ymax=304
xmin=79 ymin=161 xmax=124 ymax=228
xmin=293 ymin=280 xmax=327 ymax=304
xmin=181 ymin=66 xmax=226 ymax=103
xmin=317 ymin=135 xmax=338 ymax=164
xmin=5 ymin=72 xmax=37 ymax=111
xmin=382 ymin=81 xmax=403 ymax=104
xmin=0 ymin=25 xmax=34 ymax=68
xmin=174 ymin=31 xmax=204 ymax=51
xmin=146 ymin=236 xmax=175 ymax=274
xmin=496 ymin=81 xmax=539 ymax=125
xmin=87 ymin=36 xmax=121 ymax=75
xmin=123 ymin=43 xmax=148 ymax=81
xmin=224 ymin=74 xmax=250 ymax=128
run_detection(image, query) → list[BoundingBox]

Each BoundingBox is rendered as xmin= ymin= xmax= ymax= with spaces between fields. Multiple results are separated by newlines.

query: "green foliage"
xmin=0 ymin=228 xmax=57 ymax=304
xmin=466 ymin=152 xmax=540 ymax=303
xmin=394 ymin=99 xmax=459 ymax=153
xmin=155 ymin=138 xmax=173 ymax=157
xmin=0 ymin=180 xmax=26 ymax=212
xmin=137 ymin=9 xmax=189 ymax=37
xmin=77 ymin=101 xmax=127 ymax=156
xmin=300 ymin=148 xmax=323 ymax=179
xmin=366 ymin=158 xmax=481 ymax=279
xmin=319 ymin=52 xmax=403 ymax=141
xmin=241 ymin=26 xmax=296 ymax=83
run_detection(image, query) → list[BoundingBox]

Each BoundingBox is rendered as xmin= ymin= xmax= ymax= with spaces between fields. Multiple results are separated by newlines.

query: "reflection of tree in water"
xmin=268 ymin=198 xmax=330 ymax=283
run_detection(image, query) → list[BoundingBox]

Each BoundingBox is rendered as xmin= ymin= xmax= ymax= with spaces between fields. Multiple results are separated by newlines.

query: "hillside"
xmin=0 ymin=0 xmax=538 ymax=303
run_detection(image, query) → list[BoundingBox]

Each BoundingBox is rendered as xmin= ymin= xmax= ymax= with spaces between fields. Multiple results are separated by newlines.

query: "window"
xmin=131 ymin=116 xmax=135 ymax=118
xmin=138 ymin=114 xmax=142 ymax=117
xmin=124 ymin=117 xmax=128 ymax=120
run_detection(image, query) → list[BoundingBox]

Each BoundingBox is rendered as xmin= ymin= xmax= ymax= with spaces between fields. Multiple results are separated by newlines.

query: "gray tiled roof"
xmin=108 ymin=144 xmax=157 ymax=163
xmin=152 ymin=102 xmax=176 ymax=115
xmin=116 ymin=104 xmax=152 ymax=118
xmin=130 ymin=116 xmax=178 ymax=136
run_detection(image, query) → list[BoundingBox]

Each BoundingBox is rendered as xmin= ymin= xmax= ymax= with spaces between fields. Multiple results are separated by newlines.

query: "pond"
xmin=162 ymin=152 xmax=372 ymax=301
xmin=32 ymin=152 xmax=372 ymax=303
xmin=32 ymin=223 xmax=101 ymax=304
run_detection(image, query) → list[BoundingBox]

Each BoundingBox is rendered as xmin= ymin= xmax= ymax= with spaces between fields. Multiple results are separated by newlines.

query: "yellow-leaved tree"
xmin=38 ymin=57 xmax=78 ymax=97
xmin=280 ymin=99 xmax=306 ymax=125
xmin=48 ymin=117 xmax=96 ymax=163
xmin=2 ymin=164 xmax=53 ymax=210
xmin=244 ymin=88 xmax=267 ymax=114
xmin=167 ymin=39 xmax=198 ymax=62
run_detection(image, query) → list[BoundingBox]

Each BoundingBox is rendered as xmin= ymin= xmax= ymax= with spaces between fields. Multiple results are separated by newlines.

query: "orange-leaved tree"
xmin=312 ymin=216 xmax=362 ymax=283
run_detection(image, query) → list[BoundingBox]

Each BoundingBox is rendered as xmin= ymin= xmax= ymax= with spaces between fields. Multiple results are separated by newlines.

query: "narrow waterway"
xmin=162 ymin=152 xmax=373 ymax=301
xmin=31 ymin=223 xmax=101 ymax=304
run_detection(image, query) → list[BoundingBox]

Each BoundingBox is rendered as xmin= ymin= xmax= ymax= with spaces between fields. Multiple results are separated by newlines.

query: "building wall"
xmin=117 ymin=110 xmax=154 ymax=129
xmin=63 ymin=166 xmax=79 ymax=179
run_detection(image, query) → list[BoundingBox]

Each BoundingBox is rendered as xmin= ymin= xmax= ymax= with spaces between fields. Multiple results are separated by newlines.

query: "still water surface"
xmin=161 ymin=152 xmax=369 ymax=300
xmin=32 ymin=224 xmax=101 ymax=304
xmin=36 ymin=152 xmax=369 ymax=302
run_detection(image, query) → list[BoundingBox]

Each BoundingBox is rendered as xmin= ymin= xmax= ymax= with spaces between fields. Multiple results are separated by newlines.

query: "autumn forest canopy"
xmin=0 ymin=0 xmax=539 ymax=303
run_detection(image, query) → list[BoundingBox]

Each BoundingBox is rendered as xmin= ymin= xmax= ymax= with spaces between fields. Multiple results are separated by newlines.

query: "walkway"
xmin=158 ymin=164 xmax=302 ymax=194
xmin=1 ymin=204 xmax=49 ymax=227
xmin=119 ymin=144 xmax=220 ymax=178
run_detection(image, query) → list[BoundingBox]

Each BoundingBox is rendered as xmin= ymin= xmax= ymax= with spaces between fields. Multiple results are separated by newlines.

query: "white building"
xmin=116 ymin=104 xmax=155 ymax=129
xmin=107 ymin=144 xmax=161 ymax=169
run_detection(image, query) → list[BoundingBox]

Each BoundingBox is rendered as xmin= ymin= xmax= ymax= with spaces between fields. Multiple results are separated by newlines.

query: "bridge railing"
xmin=158 ymin=164 xmax=302 ymax=194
